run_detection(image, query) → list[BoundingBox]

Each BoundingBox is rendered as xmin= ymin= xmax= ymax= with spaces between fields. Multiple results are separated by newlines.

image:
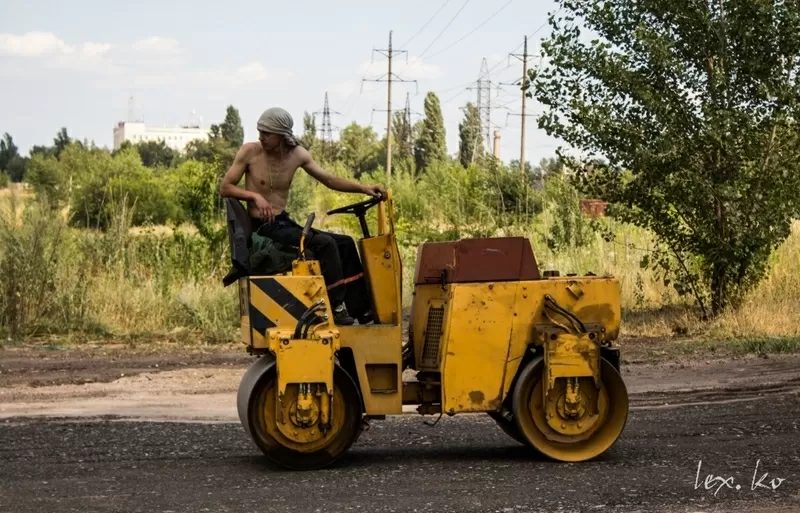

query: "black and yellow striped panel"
xmin=248 ymin=276 xmax=329 ymax=344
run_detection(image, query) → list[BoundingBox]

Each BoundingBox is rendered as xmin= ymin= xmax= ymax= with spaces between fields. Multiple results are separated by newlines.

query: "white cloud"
xmin=2 ymin=31 xmax=291 ymax=92
xmin=81 ymin=42 xmax=112 ymax=57
xmin=402 ymin=57 xmax=444 ymax=80
xmin=190 ymin=62 xmax=292 ymax=90
xmin=116 ymin=62 xmax=290 ymax=90
xmin=235 ymin=62 xmax=269 ymax=82
xmin=133 ymin=36 xmax=181 ymax=55
xmin=0 ymin=32 xmax=116 ymax=73
xmin=0 ymin=31 xmax=72 ymax=57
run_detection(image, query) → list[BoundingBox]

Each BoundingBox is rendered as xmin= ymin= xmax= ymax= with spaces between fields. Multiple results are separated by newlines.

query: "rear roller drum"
xmin=487 ymin=411 xmax=527 ymax=445
xmin=512 ymin=356 xmax=628 ymax=462
xmin=237 ymin=356 xmax=363 ymax=470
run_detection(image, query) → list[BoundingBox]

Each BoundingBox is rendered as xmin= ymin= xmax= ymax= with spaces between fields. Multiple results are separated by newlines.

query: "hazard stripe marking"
xmin=251 ymin=278 xmax=308 ymax=321
xmin=249 ymin=302 xmax=275 ymax=336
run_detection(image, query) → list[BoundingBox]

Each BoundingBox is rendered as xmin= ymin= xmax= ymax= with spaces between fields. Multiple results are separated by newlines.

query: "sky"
xmin=0 ymin=0 xmax=566 ymax=166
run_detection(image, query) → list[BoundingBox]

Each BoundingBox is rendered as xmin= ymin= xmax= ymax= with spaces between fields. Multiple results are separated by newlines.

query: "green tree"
xmin=0 ymin=133 xmax=19 ymax=171
xmin=219 ymin=105 xmax=244 ymax=148
xmin=191 ymin=106 xmax=244 ymax=174
xmin=187 ymin=131 xmax=236 ymax=173
xmin=53 ymin=127 xmax=72 ymax=158
xmin=415 ymin=92 xmax=447 ymax=171
xmin=30 ymin=145 xmax=56 ymax=158
xmin=134 ymin=140 xmax=181 ymax=168
xmin=70 ymin=147 xmax=180 ymax=229
xmin=6 ymin=157 xmax=28 ymax=182
xmin=172 ymin=159 xmax=228 ymax=270
xmin=301 ymin=112 xmax=317 ymax=149
xmin=543 ymin=174 xmax=591 ymax=252
xmin=0 ymin=134 xmax=27 ymax=182
xmin=458 ymin=103 xmax=483 ymax=168
xmin=531 ymin=0 xmax=800 ymax=316
xmin=29 ymin=127 xmax=76 ymax=160
xmin=392 ymin=111 xmax=415 ymax=177
xmin=26 ymin=154 xmax=68 ymax=206
xmin=338 ymin=122 xmax=381 ymax=178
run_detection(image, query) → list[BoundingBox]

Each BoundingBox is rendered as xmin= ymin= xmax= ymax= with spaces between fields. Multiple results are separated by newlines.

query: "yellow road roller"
xmin=223 ymin=192 xmax=628 ymax=470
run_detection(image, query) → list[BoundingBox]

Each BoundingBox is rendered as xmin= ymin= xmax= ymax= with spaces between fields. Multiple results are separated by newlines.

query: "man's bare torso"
xmin=241 ymin=142 xmax=301 ymax=217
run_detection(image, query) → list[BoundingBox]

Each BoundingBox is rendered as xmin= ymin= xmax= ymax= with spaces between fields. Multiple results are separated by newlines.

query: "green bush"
xmin=70 ymin=146 xmax=183 ymax=229
xmin=25 ymin=153 xmax=69 ymax=207
xmin=544 ymin=175 xmax=592 ymax=251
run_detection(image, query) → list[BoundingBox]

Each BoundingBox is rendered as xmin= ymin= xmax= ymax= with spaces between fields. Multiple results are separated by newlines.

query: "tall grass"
xmin=620 ymin=220 xmax=800 ymax=341
xmin=0 ymin=189 xmax=237 ymax=342
xmin=2 ymin=184 xmax=799 ymax=346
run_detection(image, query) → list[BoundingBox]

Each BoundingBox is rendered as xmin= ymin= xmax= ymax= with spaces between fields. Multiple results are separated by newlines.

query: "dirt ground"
xmin=1 ymin=340 xmax=799 ymax=513
xmin=1 ymin=339 xmax=800 ymax=422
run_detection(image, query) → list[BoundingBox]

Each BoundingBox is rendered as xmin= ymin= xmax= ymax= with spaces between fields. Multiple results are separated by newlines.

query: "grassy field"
xmin=2 ymin=184 xmax=799 ymax=355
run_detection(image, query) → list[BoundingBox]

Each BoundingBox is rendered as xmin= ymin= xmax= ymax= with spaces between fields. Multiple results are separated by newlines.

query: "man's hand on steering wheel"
xmin=361 ymin=184 xmax=386 ymax=200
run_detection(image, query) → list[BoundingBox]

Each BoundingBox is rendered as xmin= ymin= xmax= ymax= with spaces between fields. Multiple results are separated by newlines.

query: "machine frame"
xmin=227 ymin=192 xmax=629 ymax=470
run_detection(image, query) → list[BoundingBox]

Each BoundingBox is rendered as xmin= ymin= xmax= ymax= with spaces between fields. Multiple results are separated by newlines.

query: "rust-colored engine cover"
xmin=414 ymin=237 xmax=541 ymax=285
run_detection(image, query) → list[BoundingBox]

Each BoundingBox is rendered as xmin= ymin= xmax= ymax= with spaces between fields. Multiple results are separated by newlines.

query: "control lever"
xmin=300 ymin=213 xmax=316 ymax=259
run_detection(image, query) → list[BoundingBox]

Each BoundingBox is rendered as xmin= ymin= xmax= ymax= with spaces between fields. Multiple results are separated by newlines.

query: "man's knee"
xmin=309 ymin=232 xmax=336 ymax=254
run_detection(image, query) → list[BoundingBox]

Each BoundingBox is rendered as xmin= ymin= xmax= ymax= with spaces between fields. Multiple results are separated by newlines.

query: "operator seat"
xmin=223 ymin=198 xmax=253 ymax=287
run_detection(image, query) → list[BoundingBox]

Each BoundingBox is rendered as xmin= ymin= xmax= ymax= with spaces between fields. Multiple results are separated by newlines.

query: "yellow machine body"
xmin=411 ymin=278 xmax=619 ymax=415
xmin=231 ymin=192 xmax=629 ymax=470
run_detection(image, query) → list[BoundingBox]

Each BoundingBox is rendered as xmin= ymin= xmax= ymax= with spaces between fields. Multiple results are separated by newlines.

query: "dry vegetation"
xmin=2 ymin=185 xmax=799 ymax=355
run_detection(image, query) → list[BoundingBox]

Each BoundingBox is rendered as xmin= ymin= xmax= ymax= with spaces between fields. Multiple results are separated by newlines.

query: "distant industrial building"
xmin=113 ymin=121 xmax=209 ymax=152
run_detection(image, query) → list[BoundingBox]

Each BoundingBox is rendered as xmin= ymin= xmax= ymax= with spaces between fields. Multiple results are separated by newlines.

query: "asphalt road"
xmin=2 ymin=392 xmax=799 ymax=513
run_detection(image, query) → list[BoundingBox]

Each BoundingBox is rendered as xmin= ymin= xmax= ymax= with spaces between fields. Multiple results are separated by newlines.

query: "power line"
xmin=342 ymin=1 xmax=474 ymax=118
xmin=435 ymin=14 xmax=555 ymax=107
xmin=494 ymin=95 xmax=521 ymax=110
xmin=490 ymin=10 xmax=557 ymax=74
xmin=399 ymin=0 xmax=471 ymax=75
xmin=417 ymin=0 xmax=471 ymax=58
xmin=340 ymin=49 xmax=376 ymax=118
xmin=425 ymin=0 xmax=514 ymax=61
xmin=476 ymin=59 xmax=492 ymax=150
xmin=510 ymin=36 xmax=531 ymax=175
xmin=314 ymin=92 xmax=341 ymax=161
xmin=433 ymin=60 xmax=514 ymax=99
xmin=362 ymin=31 xmax=418 ymax=179
xmin=398 ymin=0 xmax=453 ymax=49
xmin=369 ymin=92 xmax=421 ymax=126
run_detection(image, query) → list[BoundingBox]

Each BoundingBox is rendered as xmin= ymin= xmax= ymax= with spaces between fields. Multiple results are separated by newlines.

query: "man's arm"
xmin=298 ymin=147 xmax=386 ymax=198
xmin=220 ymin=144 xmax=274 ymax=221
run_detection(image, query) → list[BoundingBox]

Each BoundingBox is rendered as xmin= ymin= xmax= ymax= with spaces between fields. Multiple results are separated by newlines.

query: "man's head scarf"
xmin=257 ymin=107 xmax=300 ymax=147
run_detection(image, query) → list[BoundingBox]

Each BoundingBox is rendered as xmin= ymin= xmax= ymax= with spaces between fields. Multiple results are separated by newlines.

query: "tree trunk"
xmin=711 ymin=260 xmax=728 ymax=317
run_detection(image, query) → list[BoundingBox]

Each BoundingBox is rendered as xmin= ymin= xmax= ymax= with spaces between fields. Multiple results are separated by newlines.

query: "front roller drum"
xmin=237 ymin=356 xmax=363 ymax=470
xmin=512 ymin=356 xmax=628 ymax=462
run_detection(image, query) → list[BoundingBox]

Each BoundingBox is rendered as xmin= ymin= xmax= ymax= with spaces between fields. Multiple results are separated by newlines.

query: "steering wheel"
xmin=326 ymin=195 xmax=384 ymax=238
xmin=326 ymin=196 xmax=383 ymax=216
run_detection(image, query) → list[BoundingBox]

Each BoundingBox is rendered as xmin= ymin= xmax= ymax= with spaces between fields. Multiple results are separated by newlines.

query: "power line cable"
xmin=398 ymin=0 xmax=453 ymax=49
xmin=417 ymin=0 xmax=471 ymax=58
xmin=340 ymin=46 xmax=386 ymax=117
xmin=425 ymin=0 xmax=514 ymax=61
xmin=399 ymin=0 xmax=471 ymax=74
xmin=435 ymin=11 xmax=559 ymax=106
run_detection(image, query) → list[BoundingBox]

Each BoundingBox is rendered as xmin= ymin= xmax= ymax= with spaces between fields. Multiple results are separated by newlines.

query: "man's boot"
xmin=357 ymin=310 xmax=375 ymax=325
xmin=333 ymin=303 xmax=355 ymax=326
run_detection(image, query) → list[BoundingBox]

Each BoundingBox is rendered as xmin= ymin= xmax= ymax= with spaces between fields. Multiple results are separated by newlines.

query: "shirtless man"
xmin=220 ymin=107 xmax=385 ymax=326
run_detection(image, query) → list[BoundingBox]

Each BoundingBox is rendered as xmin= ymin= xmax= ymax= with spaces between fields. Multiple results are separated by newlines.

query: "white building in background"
xmin=112 ymin=121 xmax=209 ymax=152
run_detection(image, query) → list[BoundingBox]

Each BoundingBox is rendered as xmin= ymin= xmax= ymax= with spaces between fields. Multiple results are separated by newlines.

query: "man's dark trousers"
xmin=251 ymin=211 xmax=371 ymax=319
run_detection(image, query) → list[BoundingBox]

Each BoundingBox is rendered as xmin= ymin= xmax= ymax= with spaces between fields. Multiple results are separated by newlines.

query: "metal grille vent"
xmin=421 ymin=306 xmax=445 ymax=368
